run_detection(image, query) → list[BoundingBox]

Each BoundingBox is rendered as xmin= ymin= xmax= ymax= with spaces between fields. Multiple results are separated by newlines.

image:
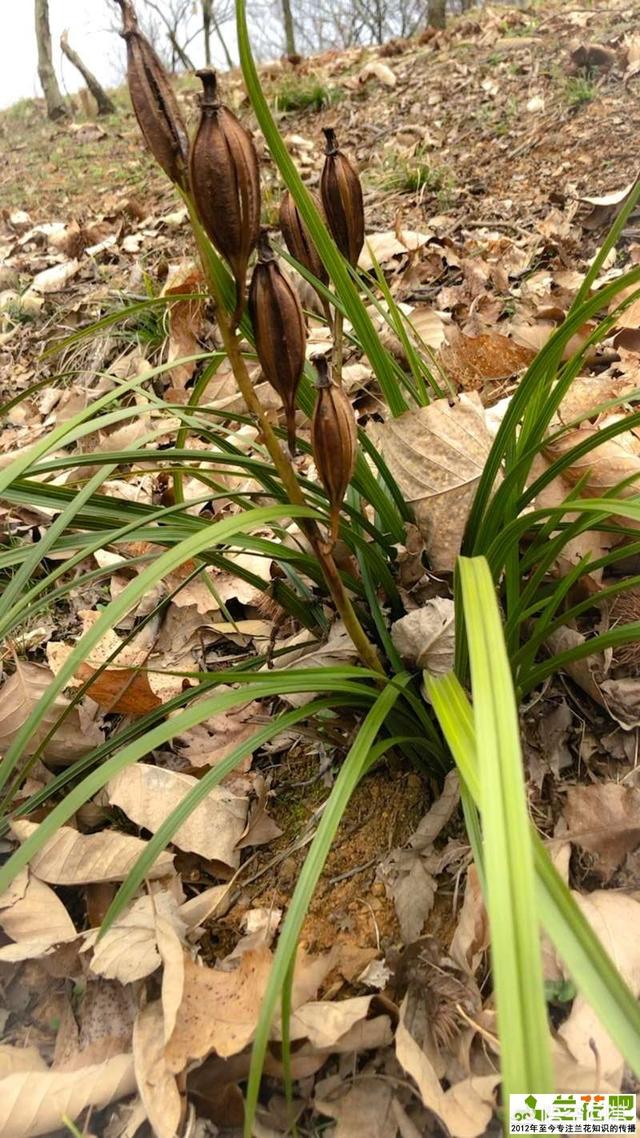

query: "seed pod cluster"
xmin=190 ymin=68 xmax=261 ymax=327
xmin=248 ymin=233 xmax=306 ymax=454
xmin=279 ymin=190 xmax=328 ymax=289
xmin=311 ymin=356 xmax=357 ymax=545
xmin=116 ymin=0 xmax=189 ymax=190
xmin=320 ymin=128 xmax=365 ymax=268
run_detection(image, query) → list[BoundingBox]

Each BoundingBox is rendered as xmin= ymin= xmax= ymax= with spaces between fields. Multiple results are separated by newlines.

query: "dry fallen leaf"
xmin=377 ymin=846 xmax=437 ymax=944
xmin=316 ymin=1079 xmax=398 ymax=1138
xmin=11 ymin=820 xmax=175 ymax=885
xmin=83 ymin=890 xmax=187 ymax=987
xmin=391 ymin=598 xmax=455 ymax=674
xmin=30 ymin=258 xmax=80 ymax=294
xmin=543 ymin=422 xmax=640 ymax=507
xmin=358 ymin=60 xmax=397 ymax=87
xmin=439 ymin=328 xmax=535 ymax=390
xmin=165 ymin=946 xmax=274 ymax=1067
xmin=108 ymin=763 xmax=248 ymax=867
xmin=553 ymin=891 xmax=640 ymax=1086
xmin=449 ymin=864 xmax=489 ymax=974
xmin=133 ymin=1002 xmax=184 ymax=1138
xmin=48 ymin=611 xmax=184 ymax=715
xmin=0 ymin=1053 xmax=135 ymax=1138
xmin=369 ymin=393 xmax=495 ymax=571
xmin=53 ymin=979 xmax=136 ymax=1071
xmin=166 ymin=945 xmax=334 ymax=1068
xmin=359 ymin=229 xmax=433 ymax=271
xmin=267 ymin=621 xmax=357 ymax=706
xmin=236 ymin=774 xmax=283 ymax=849
xmin=395 ymin=995 xmax=499 ymax=1138
xmin=0 ymin=1046 xmax=47 ymax=1078
xmin=564 ymin=783 xmax=640 ymax=879
xmin=0 ymin=874 xmax=76 ymax=961
xmin=162 ymin=262 xmax=205 ymax=395
xmin=0 ymin=661 xmax=103 ymax=766
xmin=175 ymin=688 xmax=261 ymax=770
xmin=286 ymin=996 xmax=392 ymax=1056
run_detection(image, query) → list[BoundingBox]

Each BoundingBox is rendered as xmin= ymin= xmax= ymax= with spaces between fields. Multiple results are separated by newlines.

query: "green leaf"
xmin=457 ymin=556 xmax=553 ymax=1095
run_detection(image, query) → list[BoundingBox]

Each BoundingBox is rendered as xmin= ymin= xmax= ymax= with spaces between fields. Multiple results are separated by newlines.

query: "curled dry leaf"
xmin=378 ymin=773 xmax=460 ymax=943
xmin=369 ymin=393 xmax=496 ymax=571
xmin=358 ymin=60 xmax=397 ymax=87
xmin=411 ymin=770 xmax=460 ymax=850
xmin=236 ymin=774 xmax=283 ymax=849
xmin=0 ymin=661 xmax=103 ymax=766
xmin=0 ymin=1053 xmax=136 ymax=1138
xmin=11 ymin=820 xmax=175 ymax=885
xmin=30 ymin=258 xmax=81 ymax=294
xmin=107 ymin=763 xmax=248 ymax=867
xmin=449 ymin=865 xmax=489 ymax=974
xmin=564 ymin=783 xmax=640 ymax=879
xmin=408 ymin=305 xmax=447 ymax=351
xmin=177 ymin=882 xmax=233 ymax=931
xmin=0 ymin=874 xmax=76 ymax=961
xmin=133 ymin=1002 xmax=183 ymax=1138
xmin=391 ymin=597 xmax=455 ymax=674
xmin=395 ymin=995 xmax=500 ymax=1138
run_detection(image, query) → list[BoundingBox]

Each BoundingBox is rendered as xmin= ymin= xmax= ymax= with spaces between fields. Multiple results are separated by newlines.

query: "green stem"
xmin=333 ymin=308 xmax=344 ymax=384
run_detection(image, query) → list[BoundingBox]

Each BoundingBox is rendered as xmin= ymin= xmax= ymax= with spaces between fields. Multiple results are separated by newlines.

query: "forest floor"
xmin=2 ymin=1 xmax=640 ymax=1136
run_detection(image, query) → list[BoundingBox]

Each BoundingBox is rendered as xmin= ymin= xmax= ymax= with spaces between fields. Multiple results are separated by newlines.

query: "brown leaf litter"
xmin=4 ymin=0 xmax=640 ymax=1134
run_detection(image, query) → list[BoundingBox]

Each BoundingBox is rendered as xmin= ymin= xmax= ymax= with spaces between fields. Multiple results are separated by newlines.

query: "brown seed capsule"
xmin=190 ymin=68 xmax=261 ymax=328
xmin=311 ymin=356 xmax=357 ymax=545
xmin=320 ymin=128 xmax=365 ymax=268
xmin=248 ymin=233 xmax=306 ymax=454
xmin=117 ymin=0 xmax=189 ymax=191
xmin=279 ymin=190 xmax=328 ymax=288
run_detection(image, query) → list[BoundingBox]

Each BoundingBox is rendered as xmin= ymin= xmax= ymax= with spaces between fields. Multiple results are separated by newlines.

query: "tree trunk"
xmin=60 ymin=31 xmax=115 ymax=116
xmin=35 ymin=0 xmax=68 ymax=119
xmin=202 ymin=0 xmax=212 ymax=65
xmin=281 ymin=0 xmax=297 ymax=56
xmin=427 ymin=0 xmax=446 ymax=29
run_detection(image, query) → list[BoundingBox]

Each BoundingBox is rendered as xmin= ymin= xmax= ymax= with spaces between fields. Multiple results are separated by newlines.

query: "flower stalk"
xmin=183 ymin=193 xmax=383 ymax=675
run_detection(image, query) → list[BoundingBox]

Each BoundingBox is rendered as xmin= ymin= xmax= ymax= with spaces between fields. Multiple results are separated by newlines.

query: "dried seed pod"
xmin=117 ymin=0 xmax=189 ymax=190
xmin=320 ymin=128 xmax=365 ymax=268
xmin=311 ymin=356 xmax=357 ymax=545
xmin=279 ymin=190 xmax=328 ymax=287
xmin=248 ymin=233 xmax=306 ymax=454
xmin=190 ymin=68 xmax=261 ymax=328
